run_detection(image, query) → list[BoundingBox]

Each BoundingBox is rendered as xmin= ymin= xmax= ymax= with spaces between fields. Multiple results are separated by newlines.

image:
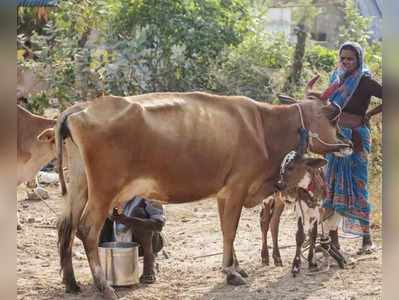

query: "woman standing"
xmin=322 ymin=41 xmax=382 ymax=255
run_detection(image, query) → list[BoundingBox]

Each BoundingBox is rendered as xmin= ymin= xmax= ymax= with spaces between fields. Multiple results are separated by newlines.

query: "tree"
xmin=282 ymin=0 xmax=319 ymax=95
xmin=338 ymin=0 xmax=371 ymax=48
xmin=104 ymin=0 xmax=252 ymax=93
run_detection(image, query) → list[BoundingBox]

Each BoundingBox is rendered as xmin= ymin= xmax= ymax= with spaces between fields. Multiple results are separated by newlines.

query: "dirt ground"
xmin=17 ymin=182 xmax=382 ymax=300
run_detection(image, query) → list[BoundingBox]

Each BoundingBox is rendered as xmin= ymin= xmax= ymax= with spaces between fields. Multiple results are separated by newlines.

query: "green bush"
xmin=209 ymin=33 xmax=293 ymax=101
xmin=304 ymin=44 xmax=337 ymax=73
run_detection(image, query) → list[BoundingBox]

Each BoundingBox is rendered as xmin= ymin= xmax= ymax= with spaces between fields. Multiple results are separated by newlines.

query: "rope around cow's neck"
xmin=295 ymin=103 xmax=350 ymax=148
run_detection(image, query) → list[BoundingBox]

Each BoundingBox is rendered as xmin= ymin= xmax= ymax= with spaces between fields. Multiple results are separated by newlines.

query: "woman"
xmin=322 ymin=41 xmax=382 ymax=255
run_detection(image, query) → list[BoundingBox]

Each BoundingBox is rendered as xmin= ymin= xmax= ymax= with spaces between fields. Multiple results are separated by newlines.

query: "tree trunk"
xmin=282 ymin=21 xmax=307 ymax=94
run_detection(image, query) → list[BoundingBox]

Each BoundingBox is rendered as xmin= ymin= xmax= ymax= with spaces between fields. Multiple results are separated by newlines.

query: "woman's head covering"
xmin=327 ymin=41 xmax=371 ymax=109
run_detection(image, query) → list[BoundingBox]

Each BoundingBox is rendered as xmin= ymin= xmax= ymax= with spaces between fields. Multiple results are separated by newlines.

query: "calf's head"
xmin=275 ymin=150 xmax=327 ymax=195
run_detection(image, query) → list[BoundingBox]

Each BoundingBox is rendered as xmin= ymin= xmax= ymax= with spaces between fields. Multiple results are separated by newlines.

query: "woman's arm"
xmin=366 ymin=78 xmax=382 ymax=119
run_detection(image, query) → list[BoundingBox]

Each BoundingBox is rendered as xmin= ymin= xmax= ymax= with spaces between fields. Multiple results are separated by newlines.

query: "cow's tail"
xmin=57 ymin=113 xmax=74 ymax=275
xmin=57 ymin=208 xmax=73 ymax=275
xmin=57 ymin=112 xmax=73 ymax=196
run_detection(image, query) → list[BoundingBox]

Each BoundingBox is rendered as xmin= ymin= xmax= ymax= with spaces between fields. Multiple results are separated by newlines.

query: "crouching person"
xmin=99 ymin=196 xmax=166 ymax=284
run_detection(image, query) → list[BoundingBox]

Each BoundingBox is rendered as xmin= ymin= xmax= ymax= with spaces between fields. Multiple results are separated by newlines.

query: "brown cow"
xmin=17 ymin=105 xmax=57 ymax=229
xmin=17 ymin=105 xmax=57 ymax=185
xmin=56 ymin=89 xmax=352 ymax=299
xmin=44 ymin=102 xmax=165 ymax=291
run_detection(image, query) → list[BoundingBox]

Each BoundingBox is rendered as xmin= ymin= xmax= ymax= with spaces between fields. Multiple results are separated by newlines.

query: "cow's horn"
xmin=320 ymin=79 xmax=340 ymax=104
xmin=305 ymin=74 xmax=320 ymax=95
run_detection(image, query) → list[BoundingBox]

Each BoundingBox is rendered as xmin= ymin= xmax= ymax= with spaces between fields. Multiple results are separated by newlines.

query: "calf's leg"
xmin=260 ymin=200 xmax=271 ymax=265
xmin=308 ymin=221 xmax=318 ymax=270
xmin=292 ymin=217 xmax=305 ymax=277
xmin=270 ymin=199 xmax=285 ymax=266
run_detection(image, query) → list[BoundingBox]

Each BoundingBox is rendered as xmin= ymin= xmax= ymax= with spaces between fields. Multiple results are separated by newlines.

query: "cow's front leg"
xmin=292 ymin=217 xmax=305 ymax=277
xmin=217 ymin=194 xmax=247 ymax=286
xmin=270 ymin=199 xmax=285 ymax=266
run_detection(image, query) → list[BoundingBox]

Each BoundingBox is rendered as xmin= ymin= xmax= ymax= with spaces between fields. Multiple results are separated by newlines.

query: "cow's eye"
xmin=287 ymin=166 xmax=294 ymax=171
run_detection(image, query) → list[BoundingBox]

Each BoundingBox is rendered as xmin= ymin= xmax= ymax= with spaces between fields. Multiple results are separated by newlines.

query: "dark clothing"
xmin=343 ymin=75 xmax=382 ymax=117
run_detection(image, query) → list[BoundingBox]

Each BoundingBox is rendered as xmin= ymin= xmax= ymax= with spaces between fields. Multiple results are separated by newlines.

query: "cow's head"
xmin=37 ymin=127 xmax=57 ymax=156
xmin=275 ymin=150 xmax=327 ymax=195
xmin=299 ymin=75 xmax=353 ymax=156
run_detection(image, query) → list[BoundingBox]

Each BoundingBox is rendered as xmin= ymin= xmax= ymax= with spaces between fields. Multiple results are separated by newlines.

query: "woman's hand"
xmin=110 ymin=206 xmax=125 ymax=222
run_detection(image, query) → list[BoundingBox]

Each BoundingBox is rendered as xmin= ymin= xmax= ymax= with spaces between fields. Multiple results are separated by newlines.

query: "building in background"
xmin=265 ymin=0 xmax=382 ymax=48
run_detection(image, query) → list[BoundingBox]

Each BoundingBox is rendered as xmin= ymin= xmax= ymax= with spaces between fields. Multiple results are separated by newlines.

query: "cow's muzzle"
xmin=333 ymin=138 xmax=353 ymax=157
xmin=275 ymin=180 xmax=286 ymax=192
xmin=333 ymin=130 xmax=353 ymax=157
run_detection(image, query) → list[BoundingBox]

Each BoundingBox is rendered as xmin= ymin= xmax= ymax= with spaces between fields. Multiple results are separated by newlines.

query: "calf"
xmin=260 ymin=152 xmax=327 ymax=276
xmin=17 ymin=105 xmax=56 ymax=185
xmin=17 ymin=105 xmax=57 ymax=229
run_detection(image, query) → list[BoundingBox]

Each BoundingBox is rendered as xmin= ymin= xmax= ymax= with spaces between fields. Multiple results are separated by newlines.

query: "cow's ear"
xmin=37 ymin=128 xmax=55 ymax=144
xmin=304 ymin=158 xmax=327 ymax=169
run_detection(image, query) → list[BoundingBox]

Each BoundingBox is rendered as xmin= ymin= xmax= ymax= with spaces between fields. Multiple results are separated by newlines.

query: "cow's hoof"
xmin=291 ymin=266 xmax=300 ymax=277
xmin=337 ymin=258 xmax=346 ymax=269
xmin=273 ymin=254 xmax=283 ymax=267
xmin=65 ymin=282 xmax=81 ymax=294
xmin=237 ymin=268 xmax=248 ymax=278
xmin=103 ymin=286 xmax=118 ymax=300
xmin=140 ymin=274 xmax=156 ymax=284
xmin=261 ymin=258 xmax=269 ymax=266
xmin=261 ymin=250 xmax=269 ymax=265
xmin=226 ymin=272 xmax=247 ymax=286
xmin=274 ymin=259 xmax=283 ymax=267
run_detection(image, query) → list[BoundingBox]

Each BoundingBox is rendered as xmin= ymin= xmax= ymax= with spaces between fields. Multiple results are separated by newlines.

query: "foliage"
xmin=102 ymin=0 xmax=252 ymax=93
xmin=18 ymin=0 xmax=252 ymax=102
xmin=17 ymin=7 xmax=52 ymax=37
xmin=304 ymin=43 xmax=337 ymax=74
xmin=338 ymin=0 xmax=371 ymax=48
xmin=364 ymin=39 xmax=382 ymax=81
xmin=209 ymin=32 xmax=292 ymax=101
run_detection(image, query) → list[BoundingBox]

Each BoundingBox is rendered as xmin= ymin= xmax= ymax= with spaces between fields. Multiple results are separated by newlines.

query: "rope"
xmin=295 ymin=104 xmax=306 ymax=129
xmin=31 ymin=173 xmax=58 ymax=216
xmin=296 ymin=103 xmax=349 ymax=148
xmin=331 ymin=102 xmax=342 ymax=121
xmin=308 ymin=130 xmax=350 ymax=147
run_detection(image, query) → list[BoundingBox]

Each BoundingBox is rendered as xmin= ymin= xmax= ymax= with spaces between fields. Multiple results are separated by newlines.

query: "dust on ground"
xmin=17 ymin=184 xmax=382 ymax=300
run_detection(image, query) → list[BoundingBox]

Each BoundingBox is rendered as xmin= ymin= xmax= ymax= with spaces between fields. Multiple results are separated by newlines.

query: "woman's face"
xmin=340 ymin=49 xmax=358 ymax=73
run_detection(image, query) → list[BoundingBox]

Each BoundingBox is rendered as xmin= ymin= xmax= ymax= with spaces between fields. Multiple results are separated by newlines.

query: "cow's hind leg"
xmin=260 ymin=201 xmax=271 ymax=265
xmin=79 ymin=201 xmax=117 ymax=300
xmin=292 ymin=217 xmax=305 ymax=277
xmin=217 ymin=190 xmax=247 ymax=286
xmin=58 ymin=212 xmax=80 ymax=293
xmin=58 ymin=188 xmax=88 ymax=293
xmin=270 ymin=199 xmax=285 ymax=266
